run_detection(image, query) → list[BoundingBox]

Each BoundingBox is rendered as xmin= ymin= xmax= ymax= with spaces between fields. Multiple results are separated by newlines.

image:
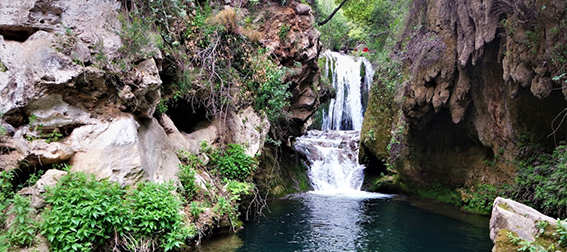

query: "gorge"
xmin=1 ymin=0 xmax=567 ymax=251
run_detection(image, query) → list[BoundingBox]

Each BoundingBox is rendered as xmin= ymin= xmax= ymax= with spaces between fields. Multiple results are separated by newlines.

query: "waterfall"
xmin=321 ymin=50 xmax=374 ymax=131
xmin=295 ymin=130 xmax=365 ymax=192
xmin=295 ymin=51 xmax=374 ymax=194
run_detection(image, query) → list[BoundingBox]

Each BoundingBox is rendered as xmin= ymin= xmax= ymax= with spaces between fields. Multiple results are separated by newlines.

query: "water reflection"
xmin=198 ymin=193 xmax=492 ymax=252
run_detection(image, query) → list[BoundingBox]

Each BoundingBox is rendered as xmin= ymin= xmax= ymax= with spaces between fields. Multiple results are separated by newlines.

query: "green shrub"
xmin=556 ymin=219 xmax=567 ymax=247
xmin=417 ymin=183 xmax=461 ymax=206
xmin=6 ymin=194 xmax=37 ymax=247
xmin=513 ymin=144 xmax=567 ymax=218
xmin=212 ymin=144 xmax=256 ymax=181
xmin=41 ymin=172 xmax=128 ymax=252
xmin=213 ymin=196 xmax=240 ymax=228
xmin=0 ymin=170 xmax=14 ymax=228
xmin=0 ymin=170 xmax=14 ymax=204
xmin=41 ymin=172 xmax=194 ymax=252
xmin=463 ymin=184 xmax=511 ymax=215
xmin=127 ymin=181 xmax=194 ymax=251
xmin=189 ymin=202 xmax=205 ymax=219
xmin=178 ymin=163 xmax=198 ymax=199
xmin=278 ymin=24 xmax=290 ymax=41
xmin=226 ymin=180 xmax=254 ymax=202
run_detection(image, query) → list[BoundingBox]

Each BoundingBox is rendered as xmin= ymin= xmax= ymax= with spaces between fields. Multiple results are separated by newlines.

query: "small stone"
xmin=295 ymin=4 xmax=312 ymax=15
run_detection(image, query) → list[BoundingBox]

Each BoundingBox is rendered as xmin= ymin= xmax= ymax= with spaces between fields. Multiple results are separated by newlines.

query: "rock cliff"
xmin=0 ymin=0 xmax=325 ymax=249
xmin=0 ymin=0 xmax=325 ymax=184
xmin=362 ymin=0 xmax=567 ymax=191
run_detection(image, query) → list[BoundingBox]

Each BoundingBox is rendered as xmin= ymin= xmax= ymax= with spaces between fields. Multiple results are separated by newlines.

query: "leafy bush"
xmin=40 ymin=172 xmax=194 ymax=252
xmin=505 ymin=219 xmax=567 ymax=251
xmin=513 ymin=144 xmax=567 ymax=218
xmin=417 ymin=183 xmax=461 ymax=206
xmin=0 ymin=170 xmax=14 ymax=227
xmin=226 ymin=180 xmax=254 ymax=202
xmin=189 ymin=202 xmax=205 ymax=219
xmin=212 ymin=144 xmax=256 ymax=181
xmin=462 ymin=184 xmax=511 ymax=215
xmin=0 ymin=170 xmax=14 ymax=205
xmin=178 ymin=163 xmax=198 ymax=199
xmin=5 ymin=194 xmax=37 ymax=247
xmin=127 ymin=182 xmax=194 ymax=251
xmin=41 ymin=172 xmax=128 ymax=252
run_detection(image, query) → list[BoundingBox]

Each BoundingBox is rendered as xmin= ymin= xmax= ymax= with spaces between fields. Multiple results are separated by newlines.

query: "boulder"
xmin=228 ymin=106 xmax=270 ymax=157
xmin=18 ymin=169 xmax=68 ymax=209
xmin=68 ymin=114 xmax=180 ymax=186
xmin=295 ymin=4 xmax=312 ymax=15
xmin=490 ymin=197 xmax=557 ymax=243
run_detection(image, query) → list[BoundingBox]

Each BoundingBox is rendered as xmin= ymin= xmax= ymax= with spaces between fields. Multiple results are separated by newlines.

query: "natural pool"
xmin=195 ymin=192 xmax=493 ymax=252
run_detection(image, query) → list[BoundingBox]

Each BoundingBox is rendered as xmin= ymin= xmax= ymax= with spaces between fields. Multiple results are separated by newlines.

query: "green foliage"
xmin=462 ymin=184 xmax=510 ymax=215
xmin=555 ymin=219 xmax=567 ymax=247
xmin=525 ymin=30 xmax=541 ymax=54
xmin=254 ymin=72 xmax=291 ymax=123
xmin=178 ymin=163 xmax=199 ymax=199
xmin=189 ymin=202 xmax=205 ymax=219
xmin=278 ymin=24 xmax=290 ymax=41
xmin=40 ymin=172 xmax=193 ymax=252
xmin=25 ymin=170 xmax=45 ymax=188
xmin=0 ymin=61 xmax=6 ymax=72
xmin=316 ymin=0 xmax=409 ymax=57
xmin=225 ymin=180 xmax=253 ymax=202
xmin=505 ymin=219 xmax=567 ymax=252
xmin=213 ymin=196 xmax=240 ymax=228
xmin=513 ymin=144 xmax=567 ymax=218
xmin=212 ymin=144 xmax=256 ymax=181
xmin=518 ymin=239 xmax=547 ymax=252
xmin=25 ymin=115 xmax=63 ymax=143
xmin=417 ymin=183 xmax=461 ymax=206
xmin=314 ymin=0 xmax=352 ymax=51
xmin=127 ymin=181 xmax=194 ymax=251
xmin=118 ymin=14 xmax=161 ymax=61
xmin=0 ymin=170 xmax=14 ymax=232
xmin=41 ymin=172 xmax=128 ymax=252
xmin=5 ymin=194 xmax=37 ymax=247
xmin=0 ymin=170 xmax=14 ymax=205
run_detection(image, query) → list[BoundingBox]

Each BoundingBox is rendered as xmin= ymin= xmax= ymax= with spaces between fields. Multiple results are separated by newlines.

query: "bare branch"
xmin=318 ymin=0 xmax=350 ymax=26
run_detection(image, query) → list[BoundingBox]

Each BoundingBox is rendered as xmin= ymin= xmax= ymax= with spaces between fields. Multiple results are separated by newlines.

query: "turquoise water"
xmin=197 ymin=192 xmax=493 ymax=252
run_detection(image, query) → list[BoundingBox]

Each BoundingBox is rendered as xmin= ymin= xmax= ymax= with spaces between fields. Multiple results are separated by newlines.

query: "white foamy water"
xmin=321 ymin=50 xmax=374 ymax=131
xmin=295 ymin=130 xmax=367 ymax=192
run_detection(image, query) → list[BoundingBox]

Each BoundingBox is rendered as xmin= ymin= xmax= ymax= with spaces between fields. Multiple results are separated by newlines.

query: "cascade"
xmin=321 ymin=50 xmax=374 ymax=131
xmin=295 ymin=50 xmax=373 ymax=193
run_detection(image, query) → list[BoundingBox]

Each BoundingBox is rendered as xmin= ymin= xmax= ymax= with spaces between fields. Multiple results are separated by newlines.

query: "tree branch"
xmin=317 ymin=0 xmax=350 ymax=26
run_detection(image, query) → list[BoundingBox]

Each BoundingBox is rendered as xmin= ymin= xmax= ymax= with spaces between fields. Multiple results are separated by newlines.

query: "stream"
xmin=195 ymin=51 xmax=493 ymax=251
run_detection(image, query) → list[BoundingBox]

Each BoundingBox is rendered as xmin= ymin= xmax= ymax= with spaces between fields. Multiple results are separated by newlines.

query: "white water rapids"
xmin=295 ymin=51 xmax=374 ymax=194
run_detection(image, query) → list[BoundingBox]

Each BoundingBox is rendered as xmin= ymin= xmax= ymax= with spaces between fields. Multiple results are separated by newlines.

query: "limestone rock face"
xmin=229 ymin=106 xmax=270 ymax=157
xmin=68 ymin=114 xmax=180 ymax=186
xmin=0 ymin=0 xmax=323 ymax=193
xmin=0 ymin=0 xmax=161 ymax=123
xmin=376 ymin=0 xmax=567 ymax=189
xmin=259 ymin=3 xmax=329 ymax=136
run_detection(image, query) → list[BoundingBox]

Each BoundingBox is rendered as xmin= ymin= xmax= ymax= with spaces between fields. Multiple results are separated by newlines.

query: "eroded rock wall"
xmin=380 ymin=0 xmax=567 ymax=189
xmin=0 ymin=0 xmax=325 ymax=187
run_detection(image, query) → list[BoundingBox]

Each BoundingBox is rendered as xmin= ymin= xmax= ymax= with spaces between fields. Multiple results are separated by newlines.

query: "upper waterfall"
xmin=321 ymin=50 xmax=374 ymax=131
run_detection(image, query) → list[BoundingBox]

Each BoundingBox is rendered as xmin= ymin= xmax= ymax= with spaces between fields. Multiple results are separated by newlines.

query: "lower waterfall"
xmin=294 ymin=130 xmax=365 ymax=192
